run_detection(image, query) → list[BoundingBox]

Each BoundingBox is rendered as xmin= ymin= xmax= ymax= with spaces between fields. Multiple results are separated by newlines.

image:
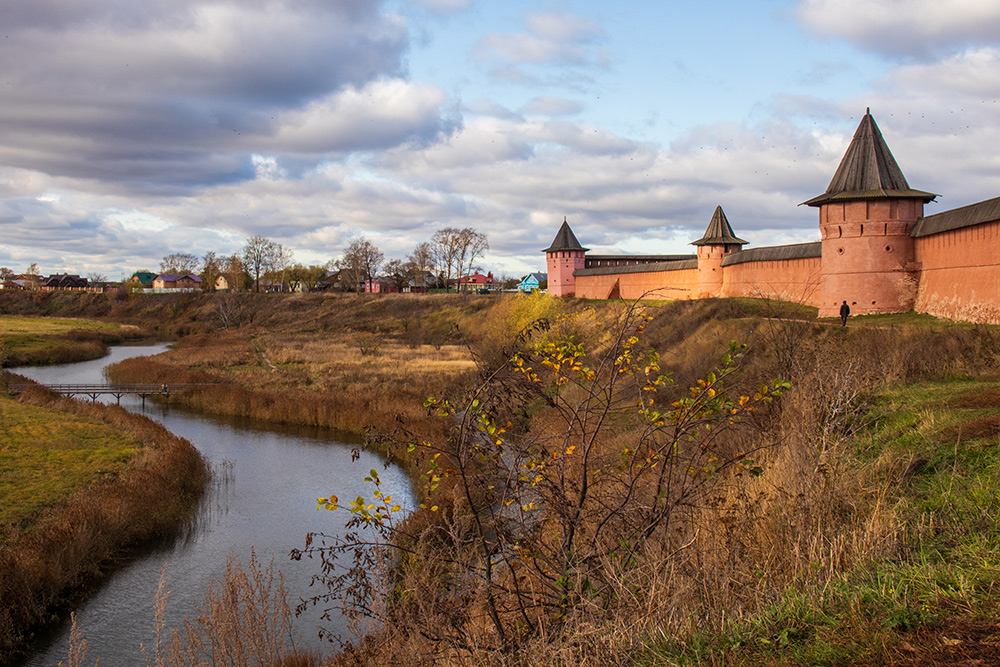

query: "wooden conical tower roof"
xmin=692 ymin=206 xmax=747 ymax=246
xmin=543 ymin=217 xmax=589 ymax=253
xmin=803 ymin=109 xmax=936 ymax=206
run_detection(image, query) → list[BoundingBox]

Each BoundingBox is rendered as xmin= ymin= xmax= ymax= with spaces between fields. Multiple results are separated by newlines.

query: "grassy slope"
xmin=3 ymin=292 xmax=999 ymax=666
xmin=641 ymin=318 xmax=1000 ymax=667
xmin=0 ymin=395 xmax=139 ymax=530
xmin=0 ymin=377 xmax=209 ymax=663
xmin=0 ymin=314 xmax=139 ymax=367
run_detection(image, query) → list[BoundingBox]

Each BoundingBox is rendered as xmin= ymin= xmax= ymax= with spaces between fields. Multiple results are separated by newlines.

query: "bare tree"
xmin=242 ymin=236 xmax=278 ymax=292
xmin=408 ymin=242 xmax=434 ymax=289
xmin=456 ymin=228 xmax=489 ymax=291
xmin=23 ymin=263 xmax=41 ymax=290
xmin=339 ymin=237 xmax=383 ymax=293
xmin=384 ymin=259 xmax=410 ymax=292
xmin=214 ymin=292 xmax=258 ymax=330
xmin=86 ymin=272 xmax=107 ymax=284
xmin=432 ymin=227 xmax=488 ymax=292
xmin=223 ymin=254 xmax=247 ymax=291
xmin=268 ymin=244 xmax=294 ymax=292
xmin=431 ymin=228 xmax=462 ymax=292
xmin=201 ymin=251 xmax=223 ymax=291
xmin=160 ymin=253 xmax=201 ymax=275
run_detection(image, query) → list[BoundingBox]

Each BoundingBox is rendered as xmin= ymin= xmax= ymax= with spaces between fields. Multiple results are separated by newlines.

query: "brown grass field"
xmin=5 ymin=292 xmax=1000 ymax=666
xmin=0 ymin=372 xmax=208 ymax=664
xmin=0 ymin=314 xmax=142 ymax=367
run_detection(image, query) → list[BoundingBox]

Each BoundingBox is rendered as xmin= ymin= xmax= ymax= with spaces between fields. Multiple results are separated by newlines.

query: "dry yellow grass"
xmin=0 ymin=373 xmax=208 ymax=663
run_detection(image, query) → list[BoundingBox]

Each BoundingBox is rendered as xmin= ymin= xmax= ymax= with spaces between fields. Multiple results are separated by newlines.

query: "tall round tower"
xmin=544 ymin=218 xmax=588 ymax=297
xmin=804 ymin=110 xmax=937 ymax=318
xmin=692 ymin=205 xmax=747 ymax=298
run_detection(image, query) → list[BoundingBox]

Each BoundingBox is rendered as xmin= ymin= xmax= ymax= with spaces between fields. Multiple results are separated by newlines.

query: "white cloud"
xmin=413 ymin=0 xmax=471 ymax=14
xmin=798 ymin=0 xmax=1000 ymax=57
xmin=474 ymin=12 xmax=605 ymax=67
xmin=0 ymin=0 xmax=412 ymax=189
xmin=251 ymin=156 xmax=287 ymax=181
xmin=269 ymin=79 xmax=452 ymax=153
xmin=519 ymin=96 xmax=584 ymax=117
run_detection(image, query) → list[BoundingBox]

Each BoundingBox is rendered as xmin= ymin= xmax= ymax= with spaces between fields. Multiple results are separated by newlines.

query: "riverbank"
xmin=0 ymin=373 xmax=209 ymax=664
xmin=304 ymin=300 xmax=1000 ymax=666
xmin=4 ymin=292 xmax=1000 ymax=665
xmin=0 ymin=315 xmax=146 ymax=367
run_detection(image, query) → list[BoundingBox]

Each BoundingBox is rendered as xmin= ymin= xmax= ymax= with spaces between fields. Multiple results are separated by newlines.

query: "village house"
xmin=152 ymin=274 xmax=202 ymax=291
xmin=456 ymin=272 xmax=501 ymax=293
xmin=40 ymin=274 xmax=89 ymax=291
xmin=545 ymin=110 xmax=1000 ymax=325
xmin=362 ymin=277 xmax=397 ymax=293
xmin=517 ymin=272 xmax=547 ymax=292
xmin=129 ymin=271 xmax=157 ymax=288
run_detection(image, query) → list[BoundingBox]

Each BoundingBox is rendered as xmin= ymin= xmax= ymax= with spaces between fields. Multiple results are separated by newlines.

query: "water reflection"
xmin=12 ymin=344 xmax=413 ymax=666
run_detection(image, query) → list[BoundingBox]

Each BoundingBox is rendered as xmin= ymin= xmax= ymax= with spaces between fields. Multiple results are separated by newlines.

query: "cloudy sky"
xmin=2 ymin=0 xmax=1000 ymax=280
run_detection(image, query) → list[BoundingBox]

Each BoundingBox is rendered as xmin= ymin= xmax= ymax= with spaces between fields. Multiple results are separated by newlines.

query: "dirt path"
xmin=249 ymin=336 xmax=277 ymax=371
xmin=851 ymin=621 xmax=1000 ymax=667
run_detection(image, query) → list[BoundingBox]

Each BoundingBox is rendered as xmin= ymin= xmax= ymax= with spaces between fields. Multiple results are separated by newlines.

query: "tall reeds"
xmin=0 ymin=375 xmax=209 ymax=664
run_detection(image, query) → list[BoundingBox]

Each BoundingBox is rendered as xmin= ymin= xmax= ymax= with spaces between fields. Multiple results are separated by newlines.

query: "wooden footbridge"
xmin=6 ymin=383 xmax=212 ymax=406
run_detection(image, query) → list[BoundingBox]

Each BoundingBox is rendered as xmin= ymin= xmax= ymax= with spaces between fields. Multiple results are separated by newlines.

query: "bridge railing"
xmin=6 ymin=383 xmax=212 ymax=394
xmin=4 ymin=383 xmax=219 ymax=404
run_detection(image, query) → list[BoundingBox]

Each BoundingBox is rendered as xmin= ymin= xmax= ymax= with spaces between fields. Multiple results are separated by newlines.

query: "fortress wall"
xmin=575 ymin=268 xmax=699 ymax=300
xmin=720 ymin=256 xmax=822 ymax=306
xmin=914 ymin=219 xmax=1000 ymax=324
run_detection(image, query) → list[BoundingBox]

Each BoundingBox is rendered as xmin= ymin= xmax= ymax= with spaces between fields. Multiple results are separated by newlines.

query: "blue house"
xmin=517 ymin=272 xmax=547 ymax=292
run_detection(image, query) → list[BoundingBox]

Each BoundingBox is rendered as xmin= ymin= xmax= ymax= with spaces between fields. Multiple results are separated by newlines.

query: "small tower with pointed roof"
xmin=692 ymin=205 xmax=747 ymax=297
xmin=544 ymin=217 xmax=589 ymax=297
xmin=804 ymin=109 xmax=937 ymax=317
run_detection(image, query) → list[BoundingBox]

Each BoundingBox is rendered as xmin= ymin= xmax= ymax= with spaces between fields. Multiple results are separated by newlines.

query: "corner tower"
xmin=804 ymin=110 xmax=937 ymax=317
xmin=544 ymin=218 xmax=588 ymax=297
xmin=692 ymin=205 xmax=747 ymax=298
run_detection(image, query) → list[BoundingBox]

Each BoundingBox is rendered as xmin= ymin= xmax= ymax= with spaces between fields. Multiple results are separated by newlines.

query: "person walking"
xmin=839 ymin=300 xmax=850 ymax=326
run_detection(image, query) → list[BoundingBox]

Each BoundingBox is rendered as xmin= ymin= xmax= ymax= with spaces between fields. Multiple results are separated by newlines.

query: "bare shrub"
xmin=0 ymin=378 xmax=208 ymax=663
xmin=138 ymin=552 xmax=312 ymax=667
xmin=214 ymin=293 xmax=258 ymax=331
xmin=355 ymin=333 xmax=382 ymax=357
xmin=297 ymin=302 xmax=789 ymax=661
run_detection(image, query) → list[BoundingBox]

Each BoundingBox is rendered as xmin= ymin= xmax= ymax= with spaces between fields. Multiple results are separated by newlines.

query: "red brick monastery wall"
xmin=572 ymin=256 xmax=824 ymax=306
xmin=546 ymin=114 xmax=1000 ymax=323
xmin=575 ymin=268 xmax=699 ymax=300
xmin=914 ymin=219 xmax=1000 ymax=324
xmin=721 ymin=257 xmax=822 ymax=306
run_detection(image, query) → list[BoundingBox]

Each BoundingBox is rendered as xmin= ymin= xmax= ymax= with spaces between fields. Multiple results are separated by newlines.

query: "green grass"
xmin=0 ymin=316 xmax=120 ymax=336
xmin=0 ymin=316 xmax=130 ymax=367
xmin=840 ymin=310 xmax=984 ymax=328
xmin=639 ymin=374 xmax=1000 ymax=666
xmin=0 ymin=395 xmax=140 ymax=530
xmin=730 ymin=296 xmax=819 ymax=320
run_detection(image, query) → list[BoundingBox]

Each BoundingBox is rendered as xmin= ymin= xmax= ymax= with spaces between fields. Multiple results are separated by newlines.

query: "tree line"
xmin=1 ymin=227 xmax=494 ymax=294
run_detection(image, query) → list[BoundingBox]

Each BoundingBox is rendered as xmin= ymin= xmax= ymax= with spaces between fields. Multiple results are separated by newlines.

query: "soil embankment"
xmin=4 ymin=291 xmax=1000 ymax=666
xmin=0 ymin=373 xmax=208 ymax=664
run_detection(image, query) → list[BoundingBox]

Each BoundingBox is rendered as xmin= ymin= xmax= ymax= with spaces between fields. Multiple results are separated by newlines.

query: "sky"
xmin=2 ymin=0 xmax=1000 ymax=281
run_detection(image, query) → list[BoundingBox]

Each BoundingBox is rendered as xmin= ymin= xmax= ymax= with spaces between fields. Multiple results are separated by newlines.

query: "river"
xmin=12 ymin=343 xmax=415 ymax=666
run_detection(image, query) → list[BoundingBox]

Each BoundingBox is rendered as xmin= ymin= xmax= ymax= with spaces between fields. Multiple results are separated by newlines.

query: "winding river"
xmin=13 ymin=343 xmax=415 ymax=666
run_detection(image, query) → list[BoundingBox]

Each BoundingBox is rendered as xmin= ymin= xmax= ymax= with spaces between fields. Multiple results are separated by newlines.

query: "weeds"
xmin=299 ymin=302 xmax=788 ymax=661
xmin=0 ymin=374 xmax=208 ymax=664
